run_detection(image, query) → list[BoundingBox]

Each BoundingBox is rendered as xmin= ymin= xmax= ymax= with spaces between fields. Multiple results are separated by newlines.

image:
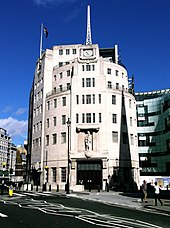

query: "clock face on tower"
xmin=83 ymin=49 xmax=93 ymax=57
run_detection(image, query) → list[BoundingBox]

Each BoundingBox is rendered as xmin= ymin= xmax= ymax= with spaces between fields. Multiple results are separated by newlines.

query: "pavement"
xmin=67 ymin=190 xmax=170 ymax=215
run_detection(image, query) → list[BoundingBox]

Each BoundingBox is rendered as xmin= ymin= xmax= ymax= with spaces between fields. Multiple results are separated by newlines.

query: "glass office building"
xmin=135 ymin=89 xmax=170 ymax=180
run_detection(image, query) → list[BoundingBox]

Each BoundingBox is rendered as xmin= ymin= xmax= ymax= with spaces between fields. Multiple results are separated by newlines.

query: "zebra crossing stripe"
xmin=0 ymin=212 xmax=8 ymax=217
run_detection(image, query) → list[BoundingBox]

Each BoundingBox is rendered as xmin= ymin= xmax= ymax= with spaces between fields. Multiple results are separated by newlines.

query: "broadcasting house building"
xmin=28 ymin=7 xmax=140 ymax=192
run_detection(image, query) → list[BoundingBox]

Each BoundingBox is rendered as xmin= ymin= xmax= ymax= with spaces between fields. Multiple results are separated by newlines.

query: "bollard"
xmin=9 ymin=185 xmax=13 ymax=197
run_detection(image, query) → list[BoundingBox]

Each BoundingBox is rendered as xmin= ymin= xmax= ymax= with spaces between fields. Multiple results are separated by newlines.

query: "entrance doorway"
xmin=77 ymin=160 xmax=102 ymax=190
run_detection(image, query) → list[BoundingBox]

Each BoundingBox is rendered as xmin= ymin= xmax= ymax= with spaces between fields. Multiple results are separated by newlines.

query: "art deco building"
xmin=28 ymin=6 xmax=140 ymax=191
xmin=135 ymin=89 xmax=170 ymax=178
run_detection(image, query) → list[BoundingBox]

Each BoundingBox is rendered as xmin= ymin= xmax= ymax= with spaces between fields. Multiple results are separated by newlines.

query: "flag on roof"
xmin=43 ymin=26 xmax=48 ymax=38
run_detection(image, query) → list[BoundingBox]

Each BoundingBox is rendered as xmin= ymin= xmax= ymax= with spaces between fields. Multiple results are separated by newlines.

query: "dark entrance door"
xmin=77 ymin=160 xmax=102 ymax=190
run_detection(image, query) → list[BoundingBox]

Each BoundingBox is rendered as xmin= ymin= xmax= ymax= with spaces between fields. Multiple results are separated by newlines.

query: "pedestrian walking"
xmin=141 ymin=180 xmax=147 ymax=203
xmin=154 ymin=182 xmax=163 ymax=206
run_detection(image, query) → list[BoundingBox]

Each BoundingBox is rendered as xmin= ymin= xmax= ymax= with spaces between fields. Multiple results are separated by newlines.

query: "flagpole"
xmin=39 ymin=23 xmax=43 ymax=59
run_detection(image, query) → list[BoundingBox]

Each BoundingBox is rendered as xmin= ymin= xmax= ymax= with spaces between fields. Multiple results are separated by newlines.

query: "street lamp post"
xmin=66 ymin=118 xmax=71 ymax=194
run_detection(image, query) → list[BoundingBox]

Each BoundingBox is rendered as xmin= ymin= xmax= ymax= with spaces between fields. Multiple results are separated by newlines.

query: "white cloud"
xmin=33 ymin=0 xmax=77 ymax=6
xmin=15 ymin=108 xmax=27 ymax=116
xmin=0 ymin=117 xmax=28 ymax=139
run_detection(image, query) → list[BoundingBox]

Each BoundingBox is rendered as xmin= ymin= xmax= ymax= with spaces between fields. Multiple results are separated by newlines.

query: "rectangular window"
xmin=93 ymin=113 xmax=95 ymax=123
xmin=92 ymin=65 xmax=95 ymax=71
xmin=130 ymin=134 xmax=134 ymax=145
xmin=92 ymin=78 xmax=95 ymax=87
xmin=115 ymin=70 xmax=119 ymax=76
xmin=99 ymin=113 xmax=102 ymax=123
xmin=92 ymin=94 xmax=95 ymax=104
xmin=112 ymin=131 xmax=118 ymax=143
xmin=99 ymin=94 xmax=101 ymax=104
xmin=76 ymin=113 xmax=79 ymax=123
xmin=59 ymin=49 xmax=63 ymax=55
xmin=73 ymin=49 xmax=76 ymax=54
xmin=86 ymin=78 xmax=91 ymax=87
xmin=129 ymin=99 xmax=132 ymax=108
xmin=59 ymin=85 xmax=62 ymax=92
xmin=82 ymin=78 xmax=85 ymax=87
xmin=82 ymin=95 xmax=85 ymax=104
xmin=53 ymin=117 xmax=57 ymax=126
xmin=52 ymin=167 xmax=56 ymax=182
xmin=62 ymin=97 xmax=66 ymax=106
xmin=62 ymin=115 xmax=66 ymax=125
xmin=116 ymin=83 xmax=119 ymax=90
xmin=59 ymin=62 xmax=63 ymax=67
xmin=82 ymin=65 xmax=85 ymax=71
xmin=86 ymin=95 xmax=91 ymax=104
xmin=46 ymin=119 xmax=49 ymax=128
xmin=108 ymin=81 xmax=112 ymax=88
xmin=112 ymin=114 xmax=117 ymax=123
xmin=86 ymin=65 xmax=91 ymax=71
xmin=107 ymin=68 xmax=111 ymax=74
xmin=54 ymin=99 xmax=57 ymax=108
xmin=61 ymin=167 xmax=66 ymax=182
xmin=47 ymin=101 xmax=50 ymax=110
xmin=82 ymin=113 xmax=85 ymax=123
xmin=86 ymin=113 xmax=91 ymax=123
xmin=112 ymin=95 xmax=116 ymax=104
xmin=46 ymin=135 xmax=49 ymax=146
xmin=59 ymin=72 xmax=63 ymax=79
xmin=76 ymin=95 xmax=79 ymax=104
xmin=66 ymin=49 xmax=70 ymax=55
xmin=61 ymin=132 xmax=66 ymax=144
xmin=52 ymin=133 xmax=57 ymax=144
xmin=54 ymin=75 xmax=56 ymax=81
xmin=67 ymin=83 xmax=70 ymax=90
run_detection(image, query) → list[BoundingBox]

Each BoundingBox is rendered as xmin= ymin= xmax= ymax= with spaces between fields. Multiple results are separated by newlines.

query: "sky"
xmin=0 ymin=0 xmax=170 ymax=146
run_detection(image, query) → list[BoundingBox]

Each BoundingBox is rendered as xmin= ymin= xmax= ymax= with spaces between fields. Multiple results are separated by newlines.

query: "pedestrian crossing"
xmin=13 ymin=191 xmax=54 ymax=198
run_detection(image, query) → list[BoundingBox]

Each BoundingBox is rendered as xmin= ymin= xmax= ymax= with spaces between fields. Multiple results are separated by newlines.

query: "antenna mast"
xmin=86 ymin=5 xmax=92 ymax=45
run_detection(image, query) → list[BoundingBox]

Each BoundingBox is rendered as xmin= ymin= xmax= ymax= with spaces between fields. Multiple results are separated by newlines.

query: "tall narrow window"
xmin=112 ymin=95 xmax=116 ymax=104
xmin=86 ymin=65 xmax=91 ymax=71
xmin=86 ymin=95 xmax=91 ymax=104
xmin=92 ymin=94 xmax=95 ymax=104
xmin=108 ymin=81 xmax=112 ymax=88
xmin=82 ymin=78 xmax=85 ymax=87
xmin=92 ymin=78 xmax=95 ymax=87
xmin=112 ymin=114 xmax=117 ymax=123
xmin=62 ymin=115 xmax=66 ymax=125
xmin=86 ymin=78 xmax=91 ymax=87
xmin=66 ymin=49 xmax=70 ymax=55
xmin=47 ymin=101 xmax=50 ymax=110
xmin=61 ymin=132 xmax=66 ymax=143
xmin=46 ymin=119 xmax=49 ymax=128
xmin=67 ymin=70 xmax=70 ymax=77
xmin=99 ymin=113 xmax=102 ymax=123
xmin=112 ymin=131 xmax=118 ymax=143
xmin=82 ymin=95 xmax=85 ymax=104
xmin=52 ymin=167 xmax=56 ymax=182
xmin=99 ymin=94 xmax=101 ymax=104
xmin=130 ymin=117 xmax=133 ymax=126
xmin=86 ymin=113 xmax=91 ymax=123
xmin=62 ymin=97 xmax=66 ymax=106
xmin=46 ymin=135 xmax=49 ymax=146
xmin=59 ymin=49 xmax=63 ymax=55
xmin=73 ymin=49 xmax=76 ymax=54
xmin=107 ymin=68 xmax=111 ymax=74
xmin=53 ymin=117 xmax=57 ymax=126
xmin=76 ymin=95 xmax=79 ymax=104
xmin=52 ymin=133 xmax=57 ymax=144
xmin=93 ymin=113 xmax=95 ymax=123
xmin=61 ymin=167 xmax=66 ymax=182
xmin=115 ymin=70 xmax=119 ymax=76
xmin=76 ymin=113 xmax=79 ymax=123
xmin=82 ymin=113 xmax=85 ymax=123
xmin=54 ymin=99 xmax=57 ymax=108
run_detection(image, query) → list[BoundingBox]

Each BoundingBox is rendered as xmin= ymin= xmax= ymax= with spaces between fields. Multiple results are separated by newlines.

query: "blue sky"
xmin=0 ymin=0 xmax=170 ymax=146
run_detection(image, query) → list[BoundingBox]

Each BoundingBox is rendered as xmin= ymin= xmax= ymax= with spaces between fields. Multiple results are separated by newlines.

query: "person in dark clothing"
xmin=141 ymin=180 xmax=147 ymax=203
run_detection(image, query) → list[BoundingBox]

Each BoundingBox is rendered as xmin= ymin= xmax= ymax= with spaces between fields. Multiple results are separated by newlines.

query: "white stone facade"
xmin=30 ymin=44 xmax=140 ymax=191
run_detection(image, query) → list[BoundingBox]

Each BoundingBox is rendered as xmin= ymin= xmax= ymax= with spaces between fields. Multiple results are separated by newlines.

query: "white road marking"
xmin=0 ymin=212 xmax=8 ymax=217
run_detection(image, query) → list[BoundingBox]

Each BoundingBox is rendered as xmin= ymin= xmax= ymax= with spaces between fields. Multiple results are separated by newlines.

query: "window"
xmin=59 ymin=85 xmax=62 ymax=92
xmin=86 ymin=78 xmax=91 ymax=87
xmin=86 ymin=113 xmax=91 ymax=123
xmin=59 ymin=49 xmax=63 ymax=55
xmin=82 ymin=65 xmax=85 ymax=71
xmin=61 ymin=167 xmax=66 ymax=182
xmin=86 ymin=65 xmax=91 ymax=71
xmin=47 ymin=101 xmax=50 ymax=110
xmin=82 ymin=113 xmax=85 ymax=123
xmin=52 ymin=167 xmax=56 ymax=182
xmin=67 ymin=83 xmax=71 ymax=90
xmin=112 ymin=95 xmax=116 ymax=104
xmin=61 ymin=132 xmax=66 ymax=144
xmin=53 ymin=87 xmax=56 ymax=93
xmin=54 ymin=99 xmax=57 ymax=108
xmin=52 ymin=133 xmax=57 ymax=144
xmin=59 ymin=72 xmax=63 ymax=79
xmin=46 ymin=135 xmax=49 ymax=146
xmin=82 ymin=78 xmax=85 ymax=87
xmin=76 ymin=113 xmax=79 ymax=123
xmin=92 ymin=78 xmax=95 ymax=87
xmin=46 ymin=118 xmax=49 ymax=128
xmin=62 ymin=97 xmax=66 ymax=106
xmin=54 ymin=75 xmax=56 ymax=81
xmin=59 ymin=62 xmax=63 ymax=67
xmin=129 ymin=99 xmax=132 ymax=108
xmin=92 ymin=65 xmax=95 ymax=71
xmin=115 ymin=70 xmax=119 ymax=76
xmin=62 ymin=115 xmax=66 ymax=125
xmin=99 ymin=94 xmax=101 ymax=104
xmin=76 ymin=95 xmax=79 ymax=104
xmin=108 ymin=81 xmax=112 ymax=88
xmin=67 ymin=70 xmax=70 ymax=77
xmin=116 ymin=83 xmax=119 ymax=90
xmin=92 ymin=94 xmax=95 ymax=104
xmin=53 ymin=117 xmax=57 ymax=126
xmin=112 ymin=114 xmax=117 ymax=123
xmin=93 ymin=113 xmax=95 ymax=123
xmin=82 ymin=95 xmax=85 ymax=104
xmin=107 ymin=68 xmax=111 ymax=74
xmin=73 ymin=49 xmax=76 ymax=54
xmin=66 ymin=49 xmax=70 ymax=55
xmin=99 ymin=113 xmax=102 ymax=123
xmin=130 ymin=134 xmax=134 ymax=145
xmin=86 ymin=95 xmax=91 ymax=104
xmin=112 ymin=131 xmax=118 ymax=143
